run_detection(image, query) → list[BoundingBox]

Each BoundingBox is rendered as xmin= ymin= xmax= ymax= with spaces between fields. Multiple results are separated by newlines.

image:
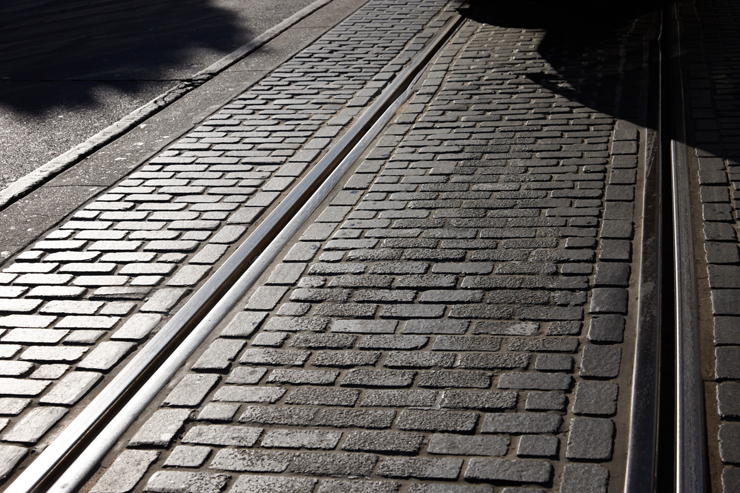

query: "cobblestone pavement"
xmin=76 ymin=4 xmax=659 ymax=493
xmin=678 ymin=0 xmax=740 ymax=491
xmin=0 ymin=0 xmax=456 ymax=484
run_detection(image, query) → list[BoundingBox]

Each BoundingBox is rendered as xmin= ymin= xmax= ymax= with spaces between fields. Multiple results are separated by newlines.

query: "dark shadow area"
xmin=0 ymin=0 xmax=248 ymax=114
xmin=463 ymin=0 xmax=661 ymax=126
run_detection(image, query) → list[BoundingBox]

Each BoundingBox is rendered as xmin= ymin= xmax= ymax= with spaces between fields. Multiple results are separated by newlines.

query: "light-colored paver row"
xmin=0 ymin=0 xmax=456 ymax=483
xmin=86 ymin=10 xmax=654 ymax=493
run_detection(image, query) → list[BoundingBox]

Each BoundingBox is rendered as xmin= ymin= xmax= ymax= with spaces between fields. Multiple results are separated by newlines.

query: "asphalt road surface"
xmin=0 ymin=0 xmax=315 ymax=192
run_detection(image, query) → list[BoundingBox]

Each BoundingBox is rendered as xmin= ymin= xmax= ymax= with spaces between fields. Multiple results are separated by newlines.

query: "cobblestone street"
xmin=0 ymin=0 xmax=738 ymax=492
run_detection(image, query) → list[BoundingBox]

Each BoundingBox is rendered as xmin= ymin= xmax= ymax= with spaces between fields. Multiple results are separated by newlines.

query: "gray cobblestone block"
xmin=402 ymin=320 xmax=469 ymax=335
xmin=509 ymin=337 xmax=579 ymax=353
xmin=265 ymin=316 xmax=329 ymax=332
xmin=77 ymin=341 xmax=135 ymax=371
xmin=144 ymin=472 xmax=230 ymax=493
xmin=140 ymin=288 xmax=188 ymax=312
xmin=433 ymin=336 xmax=501 ymax=352
xmin=517 ymin=435 xmax=559 ymax=458
xmin=419 ymin=370 xmax=492 ymax=389
xmin=709 ymin=265 xmax=740 ymax=289
xmin=464 ymin=458 xmax=552 ymax=484
xmin=0 ymin=444 xmax=27 ymax=479
xmin=379 ymin=304 xmax=445 ymax=318
xmin=342 ymin=369 xmax=416 ymax=387
xmin=410 ymin=485 xmax=493 ymax=493
xmin=713 ymin=291 xmax=740 ymax=316
xmin=238 ymin=406 xmax=316 ymax=426
xmin=378 ymin=457 xmax=463 ymax=480
xmin=267 ymin=369 xmax=339 ymax=385
xmin=594 ymin=263 xmax=630 ymax=286
xmin=358 ymin=335 xmax=428 ymax=350
xmin=472 ymin=321 xmax=538 ymax=336
xmin=579 ymin=346 xmax=622 ymax=378
xmin=230 ymin=475 xmax=317 ymax=493
xmin=40 ymin=300 xmax=102 ymax=315
xmin=182 ymin=425 xmax=262 ymax=447
xmin=196 ymin=403 xmax=240 ymax=422
xmin=92 ymin=287 xmax=152 ymax=300
xmin=191 ymin=339 xmax=247 ymax=371
xmin=546 ymin=321 xmax=582 ymax=336
xmin=291 ymin=333 xmax=356 ymax=349
xmin=209 ymin=449 xmax=292 ymax=473
xmin=566 ymin=417 xmax=614 ymax=460
xmin=441 ymin=390 xmax=517 ymax=411
xmin=397 ymin=409 xmax=478 ymax=432
xmin=723 ymin=467 xmax=740 ymax=493
xmin=20 ymin=345 xmax=88 ymax=363
xmin=314 ymin=408 xmax=396 ymax=429
xmin=220 ymin=312 xmax=266 ymax=338
xmin=163 ymin=445 xmax=210 ymax=468
xmin=588 ymin=315 xmax=625 ymax=343
xmin=0 ymin=378 xmax=51 ymax=396
xmin=318 ymin=479 xmax=400 ymax=493
xmin=518 ymin=306 xmax=583 ymax=321
xmin=285 ymin=387 xmax=360 ymax=407
xmin=30 ymin=364 xmax=68 ymax=379
xmin=384 ymin=351 xmax=455 ymax=368
xmin=2 ymin=328 xmax=68 ymax=344
xmin=703 ymin=203 xmax=733 ymax=221
xmin=239 ymin=348 xmax=310 ymax=366
xmin=288 ymin=452 xmax=377 ymax=476
xmin=57 ymin=315 xmax=119 ymax=329
xmin=0 ymin=360 xmax=33 ymax=377
xmin=718 ymin=382 xmax=740 ymax=418
xmin=720 ymin=423 xmax=740 ymax=463
xmin=360 ymin=389 xmax=438 ymax=408
xmin=534 ymin=354 xmax=574 ymax=371
xmin=312 ymin=351 xmax=380 ymax=367
xmin=190 ymin=244 xmax=229 ymax=265
xmin=262 ymin=429 xmax=342 ymax=449
xmin=228 ymin=207 xmax=264 ymax=225
xmin=291 ymin=288 xmax=352 ymax=303
xmin=164 ymin=374 xmax=220 ymax=407
xmin=457 ymin=353 xmax=530 ymax=370
xmin=589 ymin=287 xmax=628 ymax=314
xmin=245 ymin=286 xmax=289 ymax=310
xmin=267 ymin=264 xmax=306 ymax=285
xmin=0 ymin=397 xmax=31 ymax=415
xmin=112 ymin=314 xmax=162 ymax=340
xmin=560 ymin=463 xmax=609 ymax=493
xmin=0 ymin=314 xmax=56 ymax=328
xmin=481 ymin=413 xmax=562 ymax=434
xmin=40 ymin=371 xmax=102 ymax=405
xmin=90 ymin=449 xmax=159 ymax=493
xmin=342 ymin=430 xmax=424 ymax=453
xmin=704 ymin=223 xmax=737 ymax=242
xmin=706 ymin=243 xmax=740 ymax=264
xmin=212 ymin=386 xmax=285 ymax=403
xmin=573 ymin=381 xmax=618 ymax=415
xmin=129 ymin=409 xmax=191 ymax=447
xmin=225 ymin=367 xmax=267 ymax=385
xmin=428 ymin=433 xmax=509 ymax=457
xmin=167 ymin=265 xmax=211 ymax=287
xmin=2 ymin=406 xmax=66 ymax=443
xmin=354 ymin=289 xmax=417 ymax=303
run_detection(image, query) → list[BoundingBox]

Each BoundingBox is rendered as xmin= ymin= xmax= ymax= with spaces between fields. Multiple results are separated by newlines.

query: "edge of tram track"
xmin=3 ymin=9 xmax=466 ymax=493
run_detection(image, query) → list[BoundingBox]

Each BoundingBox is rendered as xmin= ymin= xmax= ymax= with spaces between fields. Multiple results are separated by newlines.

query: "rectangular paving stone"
xmin=212 ymin=386 xmax=285 ymax=403
xmin=39 ymin=371 xmax=102 ymax=405
xmin=230 ymin=475 xmax=316 ymax=493
xmin=428 ymin=433 xmax=509 ymax=456
xmin=566 ymin=417 xmax=614 ymax=460
xmin=129 ymin=409 xmax=192 ymax=448
xmin=464 ymin=458 xmax=552 ymax=484
xmin=20 ymin=346 xmax=88 ymax=363
xmin=112 ymin=313 xmax=162 ymax=340
xmin=209 ymin=449 xmax=293 ymax=473
xmin=90 ymin=450 xmax=160 ymax=493
xmin=144 ymin=472 xmax=231 ymax=493
xmin=1 ymin=406 xmax=66 ymax=444
xmin=377 ymin=457 xmax=463 ymax=480
xmin=481 ymin=413 xmax=562 ymax=434
xmin=164 ymin=374 xmax=220 ymax=407
xmin=262 ymin=429 xmax=342 ymax=449
xmin=77 ymin=342 xmax=136 ymax=371
xmin=140 ymin=288 xmax=188 ymax=312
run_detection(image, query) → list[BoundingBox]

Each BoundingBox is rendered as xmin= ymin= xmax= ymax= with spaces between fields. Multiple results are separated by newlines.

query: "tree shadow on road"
xmin=0 ymin=0 xmax=247 ymax=114
xmin=463 ymin=0 xmax=661 ymax=126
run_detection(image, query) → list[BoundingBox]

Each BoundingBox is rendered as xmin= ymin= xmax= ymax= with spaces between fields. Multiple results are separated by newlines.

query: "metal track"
xmin=4 ymin=11 xmax=464 ymax=493
xmin=669 ymin=2 xmax=706 ymax=492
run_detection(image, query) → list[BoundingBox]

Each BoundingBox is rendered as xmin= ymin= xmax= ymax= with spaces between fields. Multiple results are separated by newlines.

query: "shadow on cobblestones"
xmin=466 ymin=0 xmax=659 ymax=125
xmin=0 ymin=0 xmax=246 ymax=114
